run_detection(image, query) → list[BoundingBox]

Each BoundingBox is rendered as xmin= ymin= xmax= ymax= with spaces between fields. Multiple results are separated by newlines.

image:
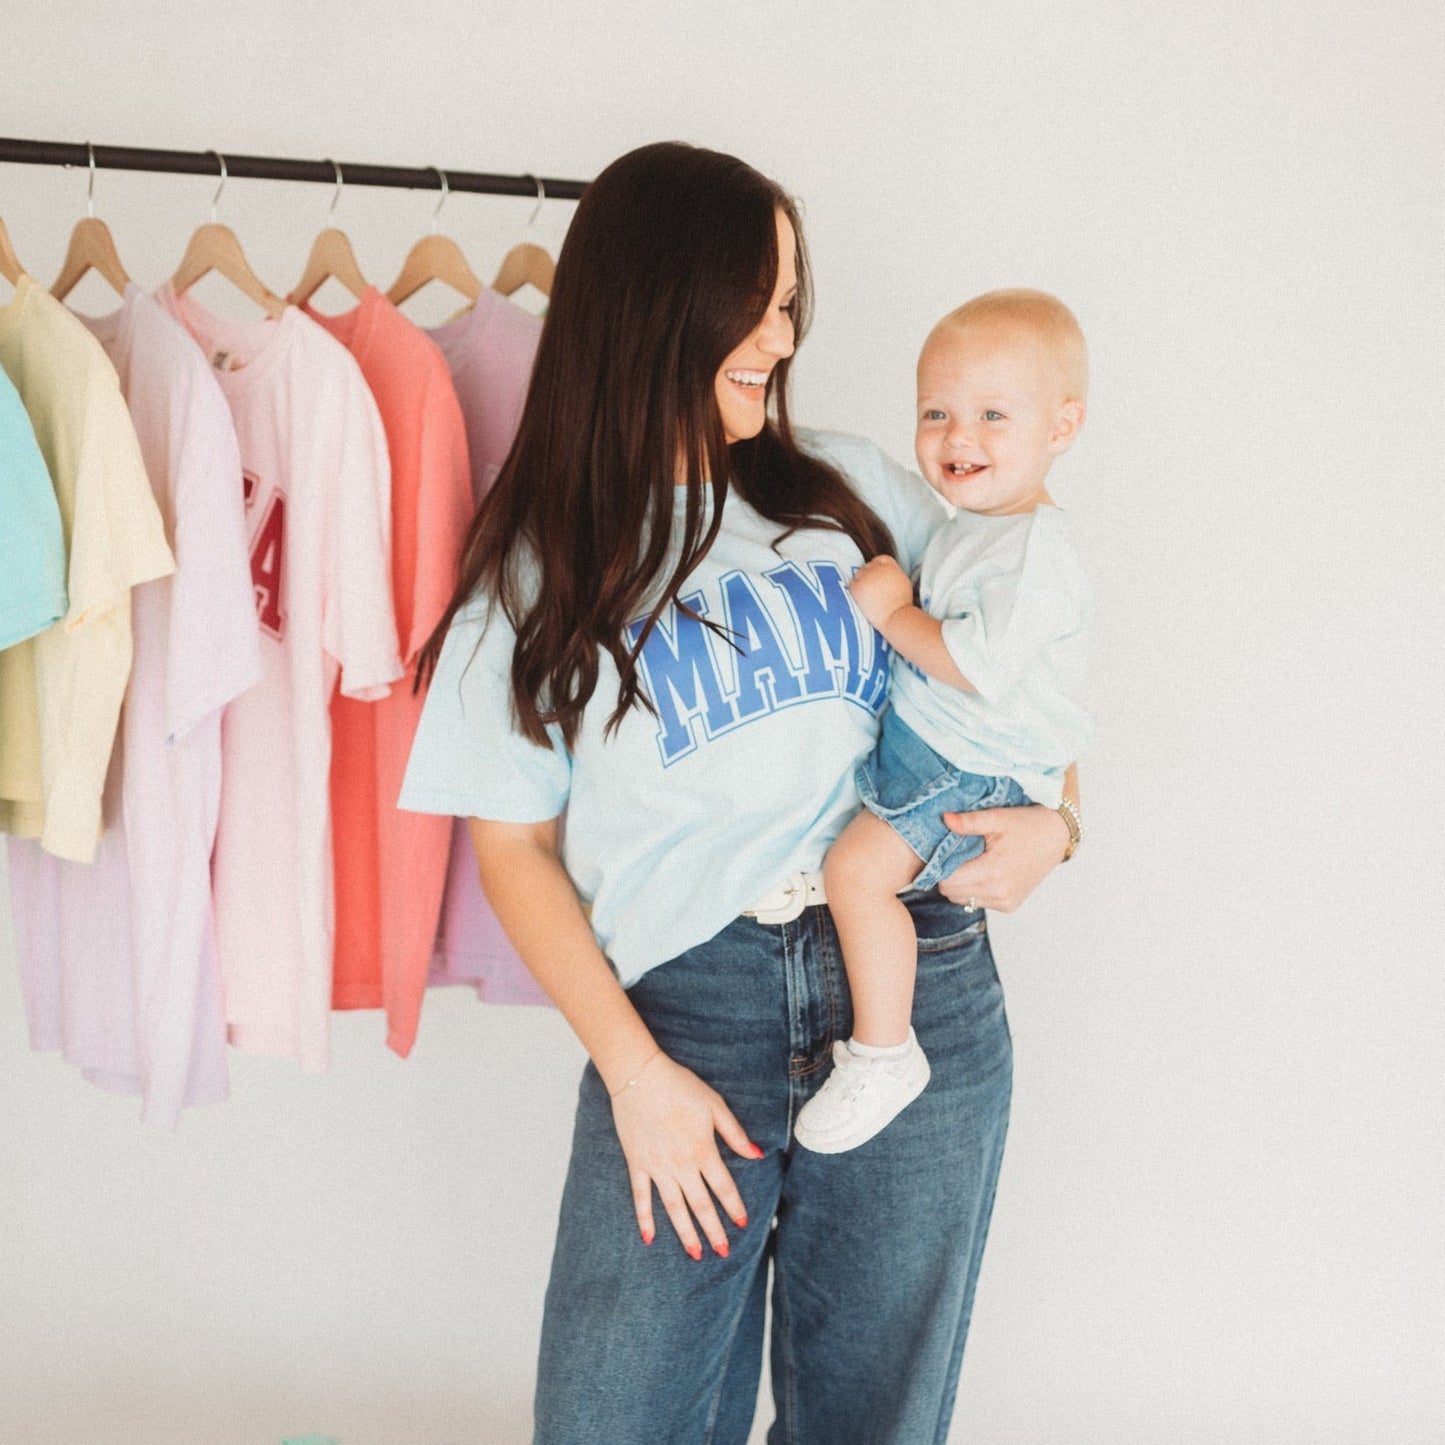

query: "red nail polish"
xmin=715 ymin=1241 xmax=730 ymax=1259
xmin=734 ymin=1214 xmax=749 ymax=1229
xmin=687 ymin=1242 xmax=702 ymax=1261
xmin=749 ymin=1143 xmax=765 ymax=1159
xmin=641 ymin=1227 xmax=654 ymax=1245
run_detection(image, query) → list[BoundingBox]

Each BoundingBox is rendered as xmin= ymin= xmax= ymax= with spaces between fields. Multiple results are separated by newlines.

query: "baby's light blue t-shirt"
xmin=889 ymin=504 xmax=1092 ymax=808
xmin=0 ymin=367 xmax=66 ymax=650
xmin=399 ymin=429 xmax=941 ymax=985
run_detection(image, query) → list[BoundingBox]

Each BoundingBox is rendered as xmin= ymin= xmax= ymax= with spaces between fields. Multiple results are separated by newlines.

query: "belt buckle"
xmin=751 ymin=872 xmax=808 ymax=926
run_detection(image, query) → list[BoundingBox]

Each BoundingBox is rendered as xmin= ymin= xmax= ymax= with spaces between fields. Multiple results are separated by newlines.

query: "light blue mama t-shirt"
xmin=889 ymin=504 xmax=1092 ymax=808
xmin=399 ymin=429 xmax=941 ymax=986
xmin=0 ymin=367 xmax=66 ymax=649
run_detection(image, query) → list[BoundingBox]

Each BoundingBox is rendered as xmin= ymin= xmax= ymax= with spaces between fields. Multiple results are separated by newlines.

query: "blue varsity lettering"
xmin=627 ymin=591 xmax=739 ymax=764
xmin=765 ymin=561 xmax=866 ymax=700
xmin=859 ymin=623 xmax=893 ymax=709
xmin=719 ymin=571 xmax=804 ymax=719
xmin=629 ymin=561 xmax=890 ymax=767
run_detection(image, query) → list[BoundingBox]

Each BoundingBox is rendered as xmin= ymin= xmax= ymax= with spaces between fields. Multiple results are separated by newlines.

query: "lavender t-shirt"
xmin=7 ymin=286 xmax=260 ymax=1125
xmin=425 ymin=291 xmax=550 ymax=1004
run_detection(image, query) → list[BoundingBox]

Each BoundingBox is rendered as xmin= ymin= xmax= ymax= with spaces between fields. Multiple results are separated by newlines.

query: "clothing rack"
xmin=0 ymin=137 xmax=589 ymax=201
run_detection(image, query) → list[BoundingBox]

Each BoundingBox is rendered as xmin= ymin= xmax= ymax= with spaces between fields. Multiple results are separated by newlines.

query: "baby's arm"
xmin=850 ymin=556 xmax=977 ymax=693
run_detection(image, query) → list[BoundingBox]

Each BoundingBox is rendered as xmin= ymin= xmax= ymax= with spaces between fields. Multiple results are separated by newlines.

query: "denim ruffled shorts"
xmin=855 ymin=706 xmax=1030 ymax=892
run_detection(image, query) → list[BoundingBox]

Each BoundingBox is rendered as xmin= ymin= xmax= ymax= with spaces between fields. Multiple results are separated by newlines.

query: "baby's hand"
xmin=850 ymin=555 xmax=914 ymax=629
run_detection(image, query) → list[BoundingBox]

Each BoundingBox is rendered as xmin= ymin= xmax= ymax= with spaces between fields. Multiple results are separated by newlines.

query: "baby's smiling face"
xmin=914 ymin=322 xmax=1084 ymax=516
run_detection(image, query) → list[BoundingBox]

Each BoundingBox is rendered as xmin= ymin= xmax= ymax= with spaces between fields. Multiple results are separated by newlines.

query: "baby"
xmin=795 ymin=288 xmax=1093 ymax=1154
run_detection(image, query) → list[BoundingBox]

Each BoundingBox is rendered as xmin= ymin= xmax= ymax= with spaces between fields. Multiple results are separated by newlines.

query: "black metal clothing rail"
xmin=0 ymin=137 xmax=589 ymax=201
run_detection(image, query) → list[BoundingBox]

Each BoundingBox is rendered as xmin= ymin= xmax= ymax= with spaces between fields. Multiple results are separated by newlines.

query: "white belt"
xmin=742 ymin=870 xmax=827 ymax=925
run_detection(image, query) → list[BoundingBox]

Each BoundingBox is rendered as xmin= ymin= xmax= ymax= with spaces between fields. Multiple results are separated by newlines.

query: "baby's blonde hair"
xmin=934 ymin=288 xmax=1089 ymax=403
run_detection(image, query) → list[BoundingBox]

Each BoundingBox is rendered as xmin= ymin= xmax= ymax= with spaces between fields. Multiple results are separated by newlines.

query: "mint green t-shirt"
xmin=0 ymin=367 xmax=66 ymax=649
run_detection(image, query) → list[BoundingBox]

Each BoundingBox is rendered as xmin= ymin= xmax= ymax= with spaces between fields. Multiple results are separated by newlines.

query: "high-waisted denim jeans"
xmin=534 ymin=891 xmax=1013 ymax=1445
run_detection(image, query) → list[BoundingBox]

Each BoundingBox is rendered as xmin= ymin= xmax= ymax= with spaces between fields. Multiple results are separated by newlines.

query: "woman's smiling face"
xmin=714 ymin=208 xmax=798 ymax=446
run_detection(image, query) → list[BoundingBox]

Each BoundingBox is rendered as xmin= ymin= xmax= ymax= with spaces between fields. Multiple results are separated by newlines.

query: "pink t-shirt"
xmin=8 ymin=286 xmax=260 ymax=1126
xmin=158 ymin=288 xmax=402 ymax=1072
xmin=305 ymin=289 xmax=472 ymax=1058
xmin=425 ymin=290 xmax=548 ymax=1005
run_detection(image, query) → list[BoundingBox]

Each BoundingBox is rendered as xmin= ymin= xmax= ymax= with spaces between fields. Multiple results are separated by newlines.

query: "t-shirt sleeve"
xmin=163 ymin=354 xmax=263 ymax=742
xmin=797 ymin=427 xmax=943 ymax=575
xmin=399 ymin=595 xmax=571 ymax=822
xmin=66 ymin=355 xmax=176 ymax=626
xmin=939 ymin=516 xmax=1092 ymax=703
xmin=39 ymin=343 xmax=178 ymax=861
xmin=322 ymin=359 xmax=405 ymax=701
xmin=405 ymin=363 xmax=473 ymax=666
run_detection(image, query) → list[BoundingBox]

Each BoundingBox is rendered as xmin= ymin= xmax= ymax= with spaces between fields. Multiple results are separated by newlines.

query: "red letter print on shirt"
xmin=242 ymin=469 xmax=287 ymax=641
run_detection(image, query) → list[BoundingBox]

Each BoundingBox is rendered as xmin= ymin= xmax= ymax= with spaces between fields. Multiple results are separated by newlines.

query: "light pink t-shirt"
xmin=7 ymin=286 xmax=261 ymax=1125
xmin=158 ymin=288 xmax=402 ymax=1072
xmin=425 ymin=290 xmax=547 ymax=1005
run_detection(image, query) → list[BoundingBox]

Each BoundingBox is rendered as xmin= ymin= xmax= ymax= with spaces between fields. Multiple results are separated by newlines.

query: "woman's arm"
xmin=469 ymin=817 xmax=761 ymax=1258
xmin=937 ymin=764 xmax=1079 ymax=912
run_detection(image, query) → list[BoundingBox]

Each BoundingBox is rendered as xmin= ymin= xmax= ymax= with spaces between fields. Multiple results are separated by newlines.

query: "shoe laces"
xmin=826 ymin=1041 xmax=884 ymax=1104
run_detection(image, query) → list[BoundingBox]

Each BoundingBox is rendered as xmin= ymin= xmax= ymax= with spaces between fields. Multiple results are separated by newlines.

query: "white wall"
xmin=3 ymin=3 xmax=1442 ymax=1441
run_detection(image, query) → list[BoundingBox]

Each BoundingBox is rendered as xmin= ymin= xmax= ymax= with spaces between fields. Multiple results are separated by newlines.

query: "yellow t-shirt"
xmin=0 ymin=274 xmax=175 ymax=861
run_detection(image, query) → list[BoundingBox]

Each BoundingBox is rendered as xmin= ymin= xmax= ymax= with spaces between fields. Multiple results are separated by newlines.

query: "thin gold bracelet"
xmin=609 ymin=1048 xmax=664 ymax=1098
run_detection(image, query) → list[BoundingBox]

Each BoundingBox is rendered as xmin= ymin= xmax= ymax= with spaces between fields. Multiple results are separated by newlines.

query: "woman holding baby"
xmin=402 ymin=141 xmax=1086 ymax=1444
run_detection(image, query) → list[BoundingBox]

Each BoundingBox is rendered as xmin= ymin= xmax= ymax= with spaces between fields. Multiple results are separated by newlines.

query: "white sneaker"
xmin=793 ymin=1031 xmax=931 ymax=1153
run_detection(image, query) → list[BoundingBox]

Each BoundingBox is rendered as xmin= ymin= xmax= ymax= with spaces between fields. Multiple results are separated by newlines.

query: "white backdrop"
xmin=2 ymin=3 xmax=1442 ymax=1442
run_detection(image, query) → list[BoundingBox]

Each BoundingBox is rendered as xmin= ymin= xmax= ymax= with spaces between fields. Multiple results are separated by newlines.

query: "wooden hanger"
xmin=291 ymin=160 xmax=369 ymax=306
xmin=491 ymin=176 xmax=555 ymax=299
xmin=170 ymin=152 xmax=286 ymax=318
xmin=386 ymin=168 xmax=482 ymax=308
xmin=0 ymin=215 xmax=23 ymax=286
xmin=491 ymin=241 xmax=554 ymax=300
xmin=52 ymin=146 xmax=131 ymax=302
xmin=53 ymin=218 xmax=131 ymax=301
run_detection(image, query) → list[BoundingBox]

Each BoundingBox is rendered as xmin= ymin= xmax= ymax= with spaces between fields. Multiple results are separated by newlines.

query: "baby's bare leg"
xmin=824 ymin=811 xmax=928 ymax=1047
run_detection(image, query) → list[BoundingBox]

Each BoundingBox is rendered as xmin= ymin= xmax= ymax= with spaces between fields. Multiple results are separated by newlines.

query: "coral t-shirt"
xmin=157 ymin=287 xmax=402 ymax=1072
xmin=8 ymin=285 xmax=261 ymax=1124
xmin=305 ymin=288 xmax=472 ymax=1057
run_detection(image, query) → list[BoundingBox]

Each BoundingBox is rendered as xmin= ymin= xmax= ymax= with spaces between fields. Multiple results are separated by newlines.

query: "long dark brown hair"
xmin=416 ymin=141 xmax=895 ymax=746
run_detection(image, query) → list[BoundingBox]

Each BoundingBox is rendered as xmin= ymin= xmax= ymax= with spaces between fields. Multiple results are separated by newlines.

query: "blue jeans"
xmin=534 ymin=893 xmax=1013 ymax=1444
xmin=857 ymin=707 xmax=1031 ymax=892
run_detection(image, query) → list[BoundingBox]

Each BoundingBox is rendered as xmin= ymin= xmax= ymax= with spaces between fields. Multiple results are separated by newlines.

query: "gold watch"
xmin=1056 ymin=797 xmax=1083 ymax=861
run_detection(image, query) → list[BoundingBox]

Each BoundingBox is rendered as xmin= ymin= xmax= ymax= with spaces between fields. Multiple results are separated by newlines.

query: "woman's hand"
xmin=939 ymin=803 xmax=1070 ymax=913
xmin=471 ymin=815 xmax=760 ymax=1258
xmin=849 ymin=555 xmax=914 ymax=629
xmin=611 ymin=1051 xmax=762 ymax=1259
